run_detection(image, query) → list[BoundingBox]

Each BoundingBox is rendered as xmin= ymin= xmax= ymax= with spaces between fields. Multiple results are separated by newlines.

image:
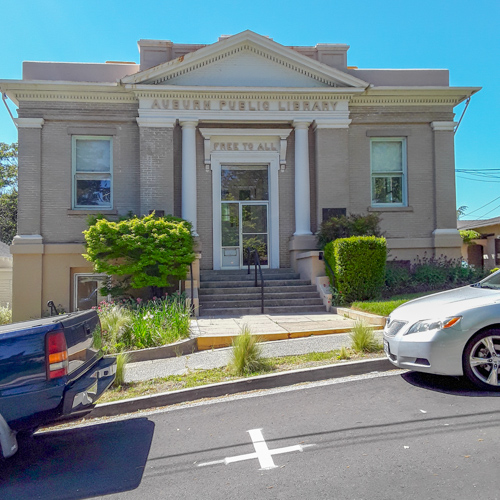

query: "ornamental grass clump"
xmin=98 ymin=303 xmax=133 ymax=353
xmin=0 ymin=304 xmax=12 ymax=325
xmin=349 ymin=321 xmax=382 ymax=353
xmin=229 ymin=325 xmax=268 ymax=376
xmin=113 ymin=352 xmax=130 ymax=388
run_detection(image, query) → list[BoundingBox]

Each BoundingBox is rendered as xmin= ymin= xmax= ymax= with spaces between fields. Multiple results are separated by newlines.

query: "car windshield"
xmin=477 ymin=271 xmax=500 ymax=290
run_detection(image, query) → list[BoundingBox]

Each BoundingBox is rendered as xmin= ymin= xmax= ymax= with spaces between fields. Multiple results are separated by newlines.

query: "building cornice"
xmin=351 ymin=86 xmax=481 ymax=107
xmin=0 ymin=81 xmax=136 ymax=105
xmin=128 ymin=85 xmax=362 ymax=101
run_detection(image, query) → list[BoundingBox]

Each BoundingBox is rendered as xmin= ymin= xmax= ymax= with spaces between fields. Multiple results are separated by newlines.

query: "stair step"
xmin=200 ymin=279 xmax=313 ymax=289
xmin=198 ymin=304 xmax=327 ymax=316
xmin=199 ymin=291 xmax=321 ymax=301
xmin=200 ymin=298 xmax=324 ymax=309
xmin=200 ymin=273 xmax=300 ymax=282
xmin=199 ymin=285 xmax=318 ymax=295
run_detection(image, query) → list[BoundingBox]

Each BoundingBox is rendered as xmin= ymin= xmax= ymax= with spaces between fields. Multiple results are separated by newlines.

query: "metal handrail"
xmin=47 ymin=300 xmax=59 ymax=316
xmin=247 ymin=248 xmax=265 ymax=313
xmin=319 ymin=251 xmax=335 ymax=287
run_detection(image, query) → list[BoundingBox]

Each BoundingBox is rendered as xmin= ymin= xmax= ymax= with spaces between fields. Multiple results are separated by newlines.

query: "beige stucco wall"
xmin=11 ymin=96 xmax=464 ymax=320
xmin=12 ymin=244 xmax=91 ymax=321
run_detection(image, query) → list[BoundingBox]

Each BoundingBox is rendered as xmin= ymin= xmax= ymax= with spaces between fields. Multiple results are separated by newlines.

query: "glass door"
xmin=221 ymin=166 xmax=269 ymax=269
xmin=242 ymin=204 xmax=268 ymax=267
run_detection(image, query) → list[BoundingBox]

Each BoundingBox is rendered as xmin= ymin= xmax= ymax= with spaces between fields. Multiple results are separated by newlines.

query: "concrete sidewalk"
xmin=125 ymin=311 xmax=384 ymax=383
xmin=193 ymin=311 xmax=359 ymax=349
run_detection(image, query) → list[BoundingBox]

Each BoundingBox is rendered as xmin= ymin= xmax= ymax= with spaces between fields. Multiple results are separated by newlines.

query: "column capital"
xmin=431 ymin=121 xmax=457 ymax=132
xmin=179 ymin=120 xmax=199 ymax=129
xmin=292 ymin=120 xmax=312 ymax=130
xmin=15 ymin=118 xmax=44 ymax=129
xmin=313 ymin=118 xmax=352 ymax=130
xmin=137 ymin=117 xmax=176 ymax=128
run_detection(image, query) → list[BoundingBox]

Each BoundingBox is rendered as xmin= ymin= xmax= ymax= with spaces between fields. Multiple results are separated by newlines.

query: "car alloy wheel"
xmin=463 ymin=329 xmax=500 ymax=390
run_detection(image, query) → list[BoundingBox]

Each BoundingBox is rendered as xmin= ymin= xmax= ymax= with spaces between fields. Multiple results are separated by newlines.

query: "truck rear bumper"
xmin=0 ymin=412 xmax=18 ymax=458
xmin=62 ymin=356 xmax=116 ymax=418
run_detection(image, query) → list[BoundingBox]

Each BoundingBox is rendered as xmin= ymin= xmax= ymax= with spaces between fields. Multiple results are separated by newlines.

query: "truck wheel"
xmin=463 ymin=329 xmax=500 ymax=391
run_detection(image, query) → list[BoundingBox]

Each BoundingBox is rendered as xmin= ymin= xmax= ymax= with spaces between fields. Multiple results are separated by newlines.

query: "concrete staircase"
xmin=198 ymin=268 xmax=325 ymax=316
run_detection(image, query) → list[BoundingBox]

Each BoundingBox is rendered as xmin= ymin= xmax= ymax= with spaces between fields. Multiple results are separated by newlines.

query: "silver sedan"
xmin=383 ymin=270 xmax=500 ymax=390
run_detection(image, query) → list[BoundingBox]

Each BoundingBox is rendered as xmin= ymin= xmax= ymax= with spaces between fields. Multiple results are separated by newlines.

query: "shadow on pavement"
xmin=0 ymin=417 xmax=155 ymax=500
xmin=402 ymin=371 xmax=500 ymax=397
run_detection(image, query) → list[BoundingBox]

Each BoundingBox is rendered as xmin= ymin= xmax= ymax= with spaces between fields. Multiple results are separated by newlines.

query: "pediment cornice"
xmin=122 ymin=30 xmax=369 ymax=89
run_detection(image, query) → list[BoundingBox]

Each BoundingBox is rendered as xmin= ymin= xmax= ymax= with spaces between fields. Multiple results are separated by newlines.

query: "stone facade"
xmin=0 ymin=30 xmax=479 ymax=320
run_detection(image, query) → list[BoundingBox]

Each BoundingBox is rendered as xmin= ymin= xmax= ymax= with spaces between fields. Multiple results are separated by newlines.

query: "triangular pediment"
xmin=122 ymin=31 xmax=368 ymax=89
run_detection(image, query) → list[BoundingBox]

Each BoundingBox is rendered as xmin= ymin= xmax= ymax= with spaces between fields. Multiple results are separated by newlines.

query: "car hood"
xmin=390 ymin=285 xmax=500 ymax=323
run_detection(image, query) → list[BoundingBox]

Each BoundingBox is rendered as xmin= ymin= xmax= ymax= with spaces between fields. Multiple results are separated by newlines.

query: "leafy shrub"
xmin=83 ymin=213 xmax=195 ymax=296
xmin=382 ymin=254 xmax=487 ymax=297
xmin=229 ymin=326 xmax=268 ymax=376
xmin=459 ymin=229 xmax=481 ymax=244
xmin=384 ymin=261 xmax=411 ymax=290
xmin=325 ymin=236 xmax=387 ymax=303
xmin=349 ymin=322 xmax=381 ymax=353
xmin=317 ymin=213 xmax=381 ymax=249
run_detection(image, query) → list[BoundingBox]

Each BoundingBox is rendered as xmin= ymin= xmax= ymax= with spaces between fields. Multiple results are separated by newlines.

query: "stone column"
xmin=431 ymin=121 xmax=462 ymax=258
xmin=293 ymin=120 xmax=312 ymax=236
xmin=137 ymin=117 xmax=176 ymax=217
xmin=180 ymin=120 xmax=199 ymax=236
xmin=15 ymin=118 xmax=44 ymax=235
xmin=12 ymin=118 xmax=45 ymax=321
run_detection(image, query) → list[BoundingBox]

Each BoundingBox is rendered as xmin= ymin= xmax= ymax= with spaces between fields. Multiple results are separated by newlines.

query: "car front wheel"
xmin=463 ymin=329 xmax=500 ymax=391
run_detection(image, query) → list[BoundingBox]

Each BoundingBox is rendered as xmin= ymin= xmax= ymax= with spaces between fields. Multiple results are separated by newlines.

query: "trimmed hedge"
xmin=324 ymin=236 xmax=387 ymax=303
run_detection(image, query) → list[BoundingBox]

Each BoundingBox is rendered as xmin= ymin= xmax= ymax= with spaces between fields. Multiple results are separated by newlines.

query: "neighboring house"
xmin=458 ymin=217 xmax=500 ymax=271
xmin=0 ymin=30 xmax=479 ymax=321
xmin=0 ymin=242 xmax=13 ymax=307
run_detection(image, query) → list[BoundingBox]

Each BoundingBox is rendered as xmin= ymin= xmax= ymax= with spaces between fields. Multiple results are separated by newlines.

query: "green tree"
xmin=0 ymin=143 xmax=18 ymax=244
xmin=456 ymin=205 xmax=468 ymax=220
xmin=83 ymin=213 xmax=196 ymax=297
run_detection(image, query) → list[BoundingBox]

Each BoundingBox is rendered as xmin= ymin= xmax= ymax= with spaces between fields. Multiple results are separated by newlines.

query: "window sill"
xmin=368 ymin=206 xmax=413 ymax=213
xmin=67 ymin=209 xmax=117 ymax=216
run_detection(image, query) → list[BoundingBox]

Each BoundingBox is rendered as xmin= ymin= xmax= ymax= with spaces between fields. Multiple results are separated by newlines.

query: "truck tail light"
xmin=46 ymin=330 xmax=68 ymax=380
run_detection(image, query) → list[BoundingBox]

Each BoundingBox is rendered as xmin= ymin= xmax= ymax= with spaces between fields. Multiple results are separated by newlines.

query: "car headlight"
xmin=406 ymin=316 xmax=461 ymax=335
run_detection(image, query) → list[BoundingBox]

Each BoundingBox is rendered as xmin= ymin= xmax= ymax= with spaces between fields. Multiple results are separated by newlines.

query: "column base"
xmin=289 ymin=234 xmax=318 ymax=272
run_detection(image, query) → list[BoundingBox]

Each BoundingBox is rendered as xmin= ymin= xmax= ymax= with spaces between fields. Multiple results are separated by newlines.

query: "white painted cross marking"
xmin=198 ymin=428 xmax=315 ymax=470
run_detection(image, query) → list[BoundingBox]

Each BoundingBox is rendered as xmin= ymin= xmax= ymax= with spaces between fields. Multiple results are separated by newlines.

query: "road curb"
xmin=196 ymin=327 xmax=356 ymax=350
xmin=88 ymin=357 xmax=394 ymax=419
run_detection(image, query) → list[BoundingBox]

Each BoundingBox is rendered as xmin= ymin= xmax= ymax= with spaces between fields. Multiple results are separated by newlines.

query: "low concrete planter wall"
xmin=123 ymin=338 xmax=198 ymax=363
xmin=334 ymin=307 xmax=386 ymax=327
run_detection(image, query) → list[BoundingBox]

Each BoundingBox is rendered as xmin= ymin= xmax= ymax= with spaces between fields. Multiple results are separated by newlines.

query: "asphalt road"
xmin=2 ymin=370 xmax=500 ymax=500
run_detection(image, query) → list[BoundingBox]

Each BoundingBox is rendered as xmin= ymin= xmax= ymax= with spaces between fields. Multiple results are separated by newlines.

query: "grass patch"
xmin=99 ymin=348 xmax=382 ymax=404
xmin=351 ymin=290 xmax=446 ymax=316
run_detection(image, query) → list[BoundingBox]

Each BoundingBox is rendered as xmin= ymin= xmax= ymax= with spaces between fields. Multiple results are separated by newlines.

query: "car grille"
xmin=384 ymin=319 xmax=407 ymax=337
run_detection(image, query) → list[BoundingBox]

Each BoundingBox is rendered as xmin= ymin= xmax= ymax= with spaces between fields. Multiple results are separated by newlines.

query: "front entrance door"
xmin=221 ymin=166 xmax=269 ymax=269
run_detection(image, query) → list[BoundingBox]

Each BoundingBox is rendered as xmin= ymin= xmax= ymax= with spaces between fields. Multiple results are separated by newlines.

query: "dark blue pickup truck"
xmin=0 ymin=309 xmax=116 ymax=458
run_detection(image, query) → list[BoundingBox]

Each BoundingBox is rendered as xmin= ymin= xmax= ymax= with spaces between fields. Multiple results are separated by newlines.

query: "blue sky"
xmin=1 ymin=0 xmax=498 ymax=220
